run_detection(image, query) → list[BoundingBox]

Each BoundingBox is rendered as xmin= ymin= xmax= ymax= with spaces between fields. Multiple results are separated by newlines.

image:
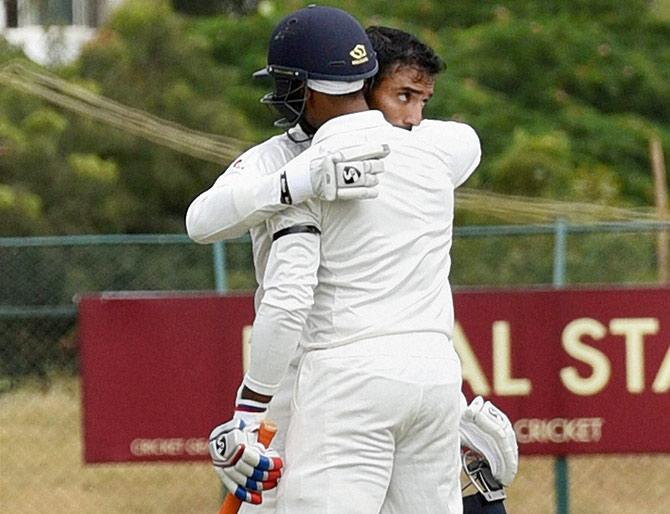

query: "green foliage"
xmin=567 ymin=232 xmax=658 ymax=284
xmin=451 ymin=234 xmax=555 ymax=286
xmin=0 ymin=0 xmax=667 ymax=242
xmin=489 ymin=129 xmax=573 ymax=196
xmin=437 ymin=10 xmax=669 ymax=208
xmin=173 ymin=0 xmax=265 ymax=16
xmin=0 ymin=185 xmax=46 ymax=235
xmin=0 ymin=317 xmax=76 ymax=380
xmin=2 ymin=0 xmax=667 ymax=383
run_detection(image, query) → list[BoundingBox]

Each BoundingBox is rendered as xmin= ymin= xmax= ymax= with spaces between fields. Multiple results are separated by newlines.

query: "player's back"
xmin=300 ymin=110 xmax=480 ymax=348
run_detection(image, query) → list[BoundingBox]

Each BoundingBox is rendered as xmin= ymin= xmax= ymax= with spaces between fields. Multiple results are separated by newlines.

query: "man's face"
xmin=367 ymin=64 xmax=435 ymax=129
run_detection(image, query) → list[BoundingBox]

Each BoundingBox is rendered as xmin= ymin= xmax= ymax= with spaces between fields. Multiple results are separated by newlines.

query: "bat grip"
xmin=218 ymin=421 xmax=278 ymax=514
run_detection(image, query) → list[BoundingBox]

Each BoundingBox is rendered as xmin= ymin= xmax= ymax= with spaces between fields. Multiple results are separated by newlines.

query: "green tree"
xmin=1 ymin=0 xmax=668 ymax=237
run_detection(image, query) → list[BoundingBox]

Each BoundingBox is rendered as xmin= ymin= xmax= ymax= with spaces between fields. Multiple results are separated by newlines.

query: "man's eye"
xmin=398 ymin=93 xmax=409 ymax=102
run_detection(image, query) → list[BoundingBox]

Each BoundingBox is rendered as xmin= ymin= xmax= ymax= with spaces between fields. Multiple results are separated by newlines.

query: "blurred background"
xmin=0 ymin=1 xmax=669 ymax=513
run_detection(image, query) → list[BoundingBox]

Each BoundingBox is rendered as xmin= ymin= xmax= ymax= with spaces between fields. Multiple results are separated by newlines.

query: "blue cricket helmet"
xmin=266 ymin=5 xmax=378 ymax=81
xmin=255 ymin=5 xmax=378 ymax=128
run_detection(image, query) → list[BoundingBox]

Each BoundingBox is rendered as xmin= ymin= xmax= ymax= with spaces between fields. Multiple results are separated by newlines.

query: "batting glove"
xmin=282 ymin=143 xmax=390 ymax=204
xmin=312 ymin=143 xmax=390 ymax=201
xmin=459 ymin=396 xmax=519 ymax=487
xmin=208 ymin=419 xmax=283 ymax=505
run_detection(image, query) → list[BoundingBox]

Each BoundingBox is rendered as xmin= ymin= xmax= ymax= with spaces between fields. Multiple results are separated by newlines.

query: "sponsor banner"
xmin=79 ymin=287 xmax=670 ymax=462
xmin=455 ymin=286 xmax=670 ymax=455
xmin=79 ymin=292 xmax=252 ymax=463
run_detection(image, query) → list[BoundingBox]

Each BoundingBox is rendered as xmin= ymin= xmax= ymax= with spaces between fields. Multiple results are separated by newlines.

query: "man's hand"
xmin=459 ymin=396 xmax=519 ymax=487
xmin=311 ymin=143 xmax=390 ymax=201
xmin=208 ymin=419 xmax=283 ymax=505
xmin=280 ymin=143 xmax=390 ymax=204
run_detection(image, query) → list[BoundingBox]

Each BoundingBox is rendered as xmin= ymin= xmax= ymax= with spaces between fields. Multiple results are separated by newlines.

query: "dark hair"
xmin=365 ymin=26 xmax=445 ymax=79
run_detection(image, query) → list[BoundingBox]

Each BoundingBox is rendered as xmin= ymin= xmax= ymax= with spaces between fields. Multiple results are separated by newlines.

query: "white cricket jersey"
xmin=185 ymin=127 xmax=310 ymax=308
xmin=245 ymin=110 xmax=480 ymax=394
xmin=276 ymin=110 xmax=478 ymax=345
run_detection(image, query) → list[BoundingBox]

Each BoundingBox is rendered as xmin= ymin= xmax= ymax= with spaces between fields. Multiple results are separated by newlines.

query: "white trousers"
xmin=274 ymin=333 xmax=463 ymax=514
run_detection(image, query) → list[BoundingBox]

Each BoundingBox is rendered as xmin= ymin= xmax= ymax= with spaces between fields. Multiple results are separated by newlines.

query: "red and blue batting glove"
xmin=208 ymin=418 xmax=283 ymax=504
xmin=208 ymin=388 xmax=282 ymax=504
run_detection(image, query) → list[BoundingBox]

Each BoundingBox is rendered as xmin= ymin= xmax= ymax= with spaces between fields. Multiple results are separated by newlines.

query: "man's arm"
xmin=207 ymin=202 xmax=321 ymax=504
xmin=186 ymin=166 xmax=294 ymax=242
xmin=415 ymin=120 xmax=481 ymax=188
xmin=186 ymin=144 xmax=388 ymax=243
xmin=243 ymin=207 xmax=321 ymax=401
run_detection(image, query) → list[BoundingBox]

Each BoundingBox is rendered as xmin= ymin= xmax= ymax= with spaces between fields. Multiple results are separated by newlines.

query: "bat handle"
xmin=218 ymin=421 xmax=278 ymax=514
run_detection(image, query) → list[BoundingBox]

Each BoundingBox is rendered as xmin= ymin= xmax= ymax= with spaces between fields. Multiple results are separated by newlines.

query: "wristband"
xmin=283 ymin=165 xmax=314 ymax=205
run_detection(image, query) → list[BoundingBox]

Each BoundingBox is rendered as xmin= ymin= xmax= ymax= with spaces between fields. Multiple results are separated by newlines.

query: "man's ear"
xmin=303 ymin=87 xmax=313 ymax=108
xmin=363 ymin=77 xmax=375 ymax=96
xmin=302 ymin=88 xmax=318 ymax=128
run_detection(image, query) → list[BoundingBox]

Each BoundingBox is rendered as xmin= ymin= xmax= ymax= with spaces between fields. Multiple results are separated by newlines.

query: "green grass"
xmin=0 ymin=377 xmax=219 ymax=514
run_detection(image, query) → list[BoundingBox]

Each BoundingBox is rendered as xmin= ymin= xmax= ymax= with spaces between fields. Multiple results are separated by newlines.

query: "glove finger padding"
xmin=233 ymin=458 xmax=282 ymax=483
xmin=460 ymin=396 xmax=519 ymax=487
xmin=216 ymin=445 xmax=283 ymax=505
xmin=216 ymin=445 xmax=282 ymax=484
xmin=222 ymin=465 xmax=281 ymax=491
xmin=331 ymin=143 xmax=390 ymax=163
xmin=477 ymin=400 xmax=518 ymax=487
xmin=218 ymin=470 xmax=263 ymax=505
xmin=236 ymin=443 xmax=283 ymax=471
xmin=315 ymin=144 xmax=390 ymax=201
xmin=209 ymin=418 xmax=284 ymax=505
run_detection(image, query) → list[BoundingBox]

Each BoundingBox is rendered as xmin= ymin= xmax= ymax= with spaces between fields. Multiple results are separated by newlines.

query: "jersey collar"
xmin=287 ymin=125 xmax=311 ymax=142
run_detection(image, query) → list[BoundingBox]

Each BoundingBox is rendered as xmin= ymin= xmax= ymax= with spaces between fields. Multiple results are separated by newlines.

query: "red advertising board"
xmin=79 ymin=287 xmax=670 ymax=462
xmin=79 ymin=292 xmax=252 ymax=463
xmin=454 ymin=286 xmax=670 ymax=456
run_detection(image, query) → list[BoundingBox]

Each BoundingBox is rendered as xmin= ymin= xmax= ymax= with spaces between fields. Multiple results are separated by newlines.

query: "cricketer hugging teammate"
xmin=186 ymin=6 xmax=518 ymax=514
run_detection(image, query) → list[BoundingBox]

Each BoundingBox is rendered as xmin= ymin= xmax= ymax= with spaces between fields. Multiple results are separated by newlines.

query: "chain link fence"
xmin=1 ymin=222 xmax=669 ymax=513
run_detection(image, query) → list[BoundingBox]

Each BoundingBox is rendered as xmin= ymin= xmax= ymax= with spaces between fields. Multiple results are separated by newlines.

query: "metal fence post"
xmin=553 ymin=218 xmax=569 ymax=514
xmin=212 ymin=241 xmax=228 ymax=293
xmin=553 ymin=218 xmax=567 ymax=287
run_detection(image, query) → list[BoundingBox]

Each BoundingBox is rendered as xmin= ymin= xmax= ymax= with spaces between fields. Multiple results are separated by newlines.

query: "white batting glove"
xmin=208 ymin=418 xmax=283 ymax=505
xmin=312 ymin=143 xmax=390 ymax=201
xmin=281 ymin=143 xmax=390 ymax=204
xmin=459 ymin=396 xmax=519 ymax=487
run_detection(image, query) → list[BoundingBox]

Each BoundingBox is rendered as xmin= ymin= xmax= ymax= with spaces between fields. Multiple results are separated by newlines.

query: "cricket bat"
xmin=218 ymin=421 xmax=278 ymax=514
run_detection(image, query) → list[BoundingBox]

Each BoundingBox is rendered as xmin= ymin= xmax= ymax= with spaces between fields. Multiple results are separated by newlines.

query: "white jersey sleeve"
xmin=415 ymin=120 xmax=481 ymax=188
xmin=185 ymin=132 xmax=311 ymax=243
xmin=243 ymin=200 xmax=321 ymax=396
xmin=185 ymin=157 xmax=279 ymax=242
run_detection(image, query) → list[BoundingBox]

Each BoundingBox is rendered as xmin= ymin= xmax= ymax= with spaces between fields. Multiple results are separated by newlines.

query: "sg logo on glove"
xmin=342 ymin=165 xmax=362 ymax=184
xmin=214 ymin=436 xmax=227 ymax=458
xmin=486 ymin=404 xmax=506 ymax=424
